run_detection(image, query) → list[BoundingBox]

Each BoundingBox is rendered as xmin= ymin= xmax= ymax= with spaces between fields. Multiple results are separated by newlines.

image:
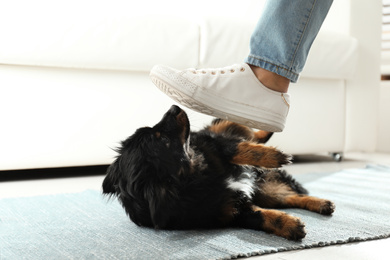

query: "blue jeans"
xmin=245 ymin=0 xmax=333 ymax=83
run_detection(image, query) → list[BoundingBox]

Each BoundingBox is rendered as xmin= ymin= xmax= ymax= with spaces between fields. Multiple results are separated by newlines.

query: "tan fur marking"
xmin=208 ymin=121 xmax=235 ymax=134
xmin=254 ymin=130 xmax=269 ymax=140
xmin=231 ymin=142 xmax=284 ymax=168
xmin=261 ymin=182 xmax=296 ymax=202
xmin=251 ymin=205 xmax=305 ymax=239
xmin=176 ymin=111 xmax=188 ymax=144
xmin=208 ymin=120 xmax=255 ymax=139
xmin=284 ymin=195 xmax=335 ymax=215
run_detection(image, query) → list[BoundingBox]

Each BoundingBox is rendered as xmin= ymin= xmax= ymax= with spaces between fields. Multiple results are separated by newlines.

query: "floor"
xmin=0 ymin=152 xmax=389 ymax=260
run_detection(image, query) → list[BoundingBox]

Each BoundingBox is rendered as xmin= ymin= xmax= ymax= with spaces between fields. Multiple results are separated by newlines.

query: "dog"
xmin=103 ymin=105 xmax=335 ymax=240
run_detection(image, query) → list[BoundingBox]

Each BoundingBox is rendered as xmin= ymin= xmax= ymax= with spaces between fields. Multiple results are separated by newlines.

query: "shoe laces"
xmin=189 ymin=65 xmax=246 ymax=75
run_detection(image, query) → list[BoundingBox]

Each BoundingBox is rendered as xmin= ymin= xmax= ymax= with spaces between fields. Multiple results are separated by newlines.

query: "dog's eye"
xmin=161 ymin=135 xmax=170 ymax=147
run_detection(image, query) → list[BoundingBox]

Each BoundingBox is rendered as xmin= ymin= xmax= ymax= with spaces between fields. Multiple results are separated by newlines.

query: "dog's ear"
xmin=102 ymin=159 xmax=120 ymax=195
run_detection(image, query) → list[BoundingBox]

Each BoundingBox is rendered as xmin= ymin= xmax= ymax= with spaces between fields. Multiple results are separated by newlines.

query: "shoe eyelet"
xmin=192 ymin=71 xmax=197 ymax=74
xmin=211 ymin=71 xmax=216 ymax=75
xmin=230 ymin=69 xmax=235 ymax=73
xmin=202 ymin=71 xmax=206 ymax=74
xmin=221 ymin=71 xmax=225 ymax=74
xmin=240 ymin=67 xmax=245 ymax=72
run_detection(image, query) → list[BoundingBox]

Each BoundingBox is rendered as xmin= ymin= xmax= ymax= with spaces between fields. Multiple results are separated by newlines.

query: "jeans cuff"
xmin=245 ymin=55 xmax=299 ymax=83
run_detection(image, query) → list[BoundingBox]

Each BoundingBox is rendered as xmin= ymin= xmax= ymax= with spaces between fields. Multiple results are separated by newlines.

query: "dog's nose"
xmin=168 ymin=105 xmax=182 ymax=116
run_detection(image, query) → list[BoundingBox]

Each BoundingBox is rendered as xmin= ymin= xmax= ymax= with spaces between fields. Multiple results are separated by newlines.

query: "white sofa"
xmin=0 ymin=0 xmax=381 ymax=170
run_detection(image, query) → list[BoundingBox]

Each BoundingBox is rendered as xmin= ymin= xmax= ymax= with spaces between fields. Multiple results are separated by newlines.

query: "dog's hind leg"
xmin=231 ymin=142 xmax=291 ymax=168
xmin=282 ymin=194 xmax=335 ymax=215
xmin=235 ymin=205 xmax=306 ymax=241
xmin=256 ymin=187 xmax=335 ymax=215
xmin=254 ymin=171 xmax=335 ymax=215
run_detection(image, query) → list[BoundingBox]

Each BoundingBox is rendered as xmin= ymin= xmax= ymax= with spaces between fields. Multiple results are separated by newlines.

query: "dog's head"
xmin=102 ymin=105 xmax=190 ymax=227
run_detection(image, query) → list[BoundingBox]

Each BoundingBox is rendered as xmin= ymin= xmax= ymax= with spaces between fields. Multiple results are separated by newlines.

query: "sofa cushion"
xmin=301 ymin=31 xmax=358 ymax=80
xmin=0 ymin=1 xmax=200 ymax=71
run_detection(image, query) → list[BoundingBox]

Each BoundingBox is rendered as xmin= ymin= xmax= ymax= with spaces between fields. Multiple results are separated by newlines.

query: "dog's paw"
xmin=275 ymin=215 xmax=306 ymax=241
xmin=261 ymin=149 xmax=292 ymax=168
xmin=261 ymin=209 xmax=306 ymax=241
xmin=275 ymin=150 xmax=292 ymax=167
xmin=319 ymin=200 xmax=335 ymax=215
xmin=285 ymin=217 xmax=306 ymax=241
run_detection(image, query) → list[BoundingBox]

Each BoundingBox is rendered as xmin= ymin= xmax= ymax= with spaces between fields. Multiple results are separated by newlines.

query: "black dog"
xmin=103 ymin=105 xmax=335 ymax=240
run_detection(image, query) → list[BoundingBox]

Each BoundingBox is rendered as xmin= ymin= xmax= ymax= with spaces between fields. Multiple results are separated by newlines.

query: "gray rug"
xmin=1 ymin=164 xmax=390 ymax=259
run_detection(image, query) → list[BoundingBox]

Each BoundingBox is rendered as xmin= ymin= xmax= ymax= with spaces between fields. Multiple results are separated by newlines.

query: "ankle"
xmin=248 ymin=65 xmax=290 ymax=93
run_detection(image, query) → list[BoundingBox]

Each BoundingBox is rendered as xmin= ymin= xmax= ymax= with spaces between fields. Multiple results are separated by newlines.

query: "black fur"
xmin=103 ymin=105 xmax=334 ymax=240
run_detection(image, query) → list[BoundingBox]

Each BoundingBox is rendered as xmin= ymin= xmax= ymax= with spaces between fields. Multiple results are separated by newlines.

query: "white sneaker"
xmin=150 ymin=63 xmax=290 ymax=132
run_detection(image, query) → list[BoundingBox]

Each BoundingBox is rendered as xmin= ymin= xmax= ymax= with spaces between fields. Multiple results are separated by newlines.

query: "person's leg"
xmin=150 ymin=0 xmax=333 ymax=132
xmin=250 ymin=66 xmax=290 ymax=93
xmin=246 ymin=0 xmax=333 ymax=92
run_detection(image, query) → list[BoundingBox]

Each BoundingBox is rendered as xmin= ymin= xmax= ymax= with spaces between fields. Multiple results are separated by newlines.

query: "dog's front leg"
xmin=231 ymin=142 xmax=291 ymax=168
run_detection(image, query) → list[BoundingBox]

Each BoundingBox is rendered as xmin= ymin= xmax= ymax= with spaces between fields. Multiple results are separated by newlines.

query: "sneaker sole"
xmin=150 ymin=75 xmax=283 ymax=132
